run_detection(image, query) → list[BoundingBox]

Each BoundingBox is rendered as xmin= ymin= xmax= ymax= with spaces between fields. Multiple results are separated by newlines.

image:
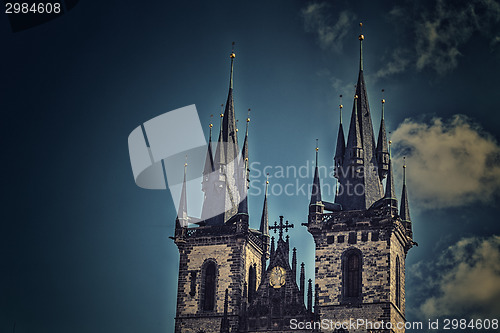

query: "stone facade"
xmin=306 ymin=198 xmax=412 ymax=333
xmin=174 ymin=215 xmax=267 ymax=333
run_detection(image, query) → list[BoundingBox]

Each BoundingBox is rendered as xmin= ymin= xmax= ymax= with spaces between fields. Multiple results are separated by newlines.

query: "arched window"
xmin=202 ymin=261 xmax=216 ymax=311
xmin=395 ymin=256 xmax=401 ymax=309
xmin=342 ymin=249 xmax=362 ymax=302
xmin=248 ymin=264 xmax=257 ymax=303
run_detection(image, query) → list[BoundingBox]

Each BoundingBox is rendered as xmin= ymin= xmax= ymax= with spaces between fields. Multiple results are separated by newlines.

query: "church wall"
xmin=175 ymin=236 xmax=247 ymax=333
xmin=244 ymin=241 xmax=264 ymax=294
xmin=314 ymin=229 xmax=391 ymax=307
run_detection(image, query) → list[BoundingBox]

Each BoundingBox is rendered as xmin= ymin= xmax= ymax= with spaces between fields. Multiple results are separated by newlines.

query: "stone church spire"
xmin=334 ymin=97 xmax=346 ymax=178
xmin=400 ymin=157 xmax=411 ymax=222
xmin=202 ymin=121 xmax=215 ymax=191
xmin=384 ymin=141 xmax=396 ymax=201
xmin=260 ymin=175 xmax=269 ymax=235
xmin=376 ymin=94 xmax=389 ymax=180
xmin=310 ymin=141 xmax=322 ymax=205
xmin=237 ymin=111 xmax=250 ymax=215
xmin=334 ymin=24 xmax=384 ymax=210
xmin=203 ymin=44 xmax=242 ymax=224
xmin=175 ymin=161 xmax=189 ymax=236
xmin=214 ymin=43 xmax=239 ymax=170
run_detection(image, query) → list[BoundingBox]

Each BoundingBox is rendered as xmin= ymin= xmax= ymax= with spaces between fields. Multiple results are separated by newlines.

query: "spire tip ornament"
xmin=230 ymin=41 xmax=236 ymax=58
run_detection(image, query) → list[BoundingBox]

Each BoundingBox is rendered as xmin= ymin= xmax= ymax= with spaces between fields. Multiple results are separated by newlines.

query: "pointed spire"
xmin=238 ymin=109 xmax=251 ymax=215
xmin=307 ymin=279 xmax=313 ymax=312
xmin=240 ymin=109 xmax=250 ymax=168
xmin=314 ymin=284 xmax=320 ymax=321
xmin=270 ymin=236 xmax=275 ymax=258
xmin=292 ymin=247 xmax=297 ymax=284
xmin=299 ymin=262 xmax=305 ymax=304
xmin=400 ymin=157 xmax=411 ymax=222
xmin=214 ymin=108 xmax=225 ymax=168
xmin=203 ymin=119 xmax=215 ymax=176
xmin=260 ymin=174 xmax=269 ymax=235
xmin=345 ymin=94 xmax=363 ymax=162
xmin=384 ymin=141 xmax=396 ymax=200
xmin=377 ymin=91 xmax=389 ymax=180
xmin=310 ymin=140 xmax=322 ymax=205
xmin=335 ymin=25 xmax=384 ymax=210
xmin=334 ymin=95 xmax=346 ymax=179
xmin=359 ymin=23 xmax=364 ymax=72
xmin=177 ymin=159 xmax=188 ymax=226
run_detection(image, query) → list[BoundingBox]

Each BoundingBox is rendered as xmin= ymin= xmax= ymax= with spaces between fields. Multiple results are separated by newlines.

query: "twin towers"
xmin=172 ymin=25 xmax=415 ymax=333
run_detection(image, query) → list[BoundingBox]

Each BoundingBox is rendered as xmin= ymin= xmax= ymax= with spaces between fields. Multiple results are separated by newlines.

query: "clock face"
xmin=269 ymin=266 xmax=286 ymax=288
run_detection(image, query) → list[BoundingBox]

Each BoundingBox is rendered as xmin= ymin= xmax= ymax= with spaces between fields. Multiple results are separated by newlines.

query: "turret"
xmin=384 ymin=141 xmax=396 ymax=201
xmin=299 ymin=262 xmax=305 ymax=304
xmin=309 ymin=141 xmax=324 ymax=218
xmin=260 ymin=176 xmax=270 ymax=276
xmin=400 ymin=157 xmax=413 ymax=237
xmin=307 ymin=279 xmax=313 ymax=313
xmin=376 ymin=93 xmax=389 ymax=180
xmin=237 ymin=110 xmax=250 ymax=215
xmin=334 ymin=97 xmax=346 ymax=178
xmin=346 ymin=94 xmax=364 ymax=168
xmin=202 ymin=121 xmax=215 ymax=192
xmin=175 ymin=161 xmax=188 ymax=239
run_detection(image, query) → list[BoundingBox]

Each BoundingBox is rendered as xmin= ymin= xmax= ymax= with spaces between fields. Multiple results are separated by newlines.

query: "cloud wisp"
xmin=413 ymin=0 xmax=500 ymax=75
xmin=391 ymin=114 xmax=500 ymax=210
xmin=302 ymin=0 xmax=500 ymax=79
xmin=302 ymin=3 xmax=356 ymax=53
xmin=408 ymin=235 xmax=500 ymax=320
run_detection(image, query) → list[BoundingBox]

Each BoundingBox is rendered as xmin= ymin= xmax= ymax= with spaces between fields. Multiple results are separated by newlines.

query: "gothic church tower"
xmin=172 ymin=48 xmax=270 ymax=333
xmin=305 ymin=24 xmax=415 ymax=333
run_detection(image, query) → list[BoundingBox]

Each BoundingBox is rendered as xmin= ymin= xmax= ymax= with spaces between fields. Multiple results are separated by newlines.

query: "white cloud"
xmin=391 ymin=115 xmax=500 ymax=209
xmin=409 ymin=236 xmax=500 ymax=319
xmin=302 ymin=4 xmax=356 ymax=53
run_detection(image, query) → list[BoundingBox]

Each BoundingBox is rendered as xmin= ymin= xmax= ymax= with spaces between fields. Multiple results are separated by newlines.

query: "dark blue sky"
xmin=2 ymin=1 xmax=500 ymax=332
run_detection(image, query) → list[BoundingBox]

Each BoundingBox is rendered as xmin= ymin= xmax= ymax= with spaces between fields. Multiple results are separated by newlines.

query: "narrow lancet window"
xmin=202 ymin=262 xmax=216 ymax=311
